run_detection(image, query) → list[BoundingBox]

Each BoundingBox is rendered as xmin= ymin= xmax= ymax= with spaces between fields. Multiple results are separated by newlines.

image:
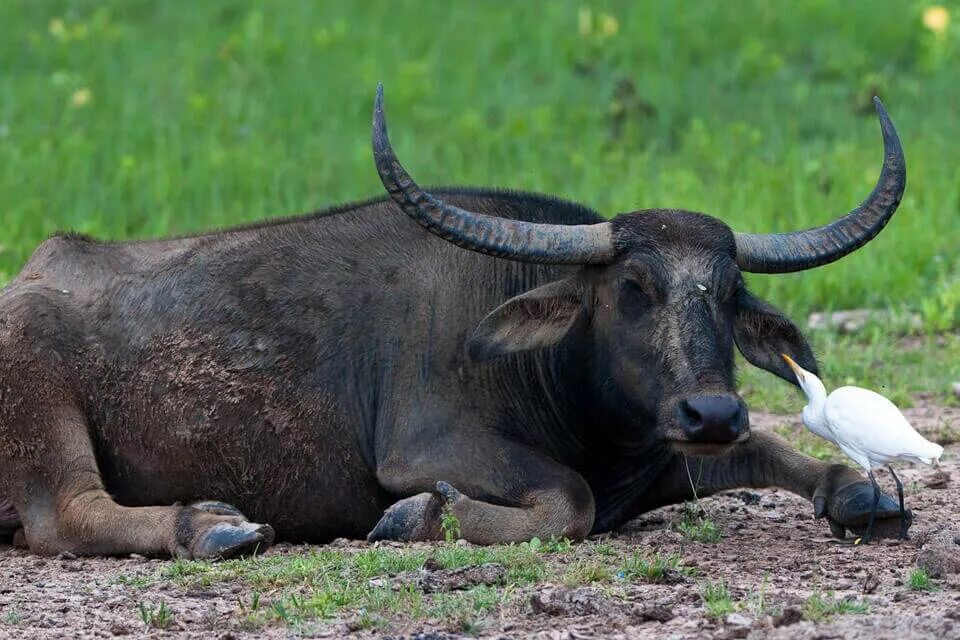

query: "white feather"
xmin=823 ymin=386 xmax=943 ymax=469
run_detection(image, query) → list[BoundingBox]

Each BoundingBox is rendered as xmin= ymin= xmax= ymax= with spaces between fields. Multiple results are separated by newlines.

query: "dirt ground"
xmin=2 ymin=403 xmax=959 ymax=640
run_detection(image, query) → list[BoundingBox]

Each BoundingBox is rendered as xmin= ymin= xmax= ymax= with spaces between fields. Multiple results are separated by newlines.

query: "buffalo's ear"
xmin=469 ymin=278 xmax=585 ymax=362
xmin=733 ymin=290 xmax=818 ymax=384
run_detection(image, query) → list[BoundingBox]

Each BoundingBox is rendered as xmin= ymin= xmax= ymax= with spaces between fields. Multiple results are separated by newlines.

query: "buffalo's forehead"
xmin=610 ymin=209 xmax=737 ymax=282
xmin=611 ymin=209 xmax=736 ymax=254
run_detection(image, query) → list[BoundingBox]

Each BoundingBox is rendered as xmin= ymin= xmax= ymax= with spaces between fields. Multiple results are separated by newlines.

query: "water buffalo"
xmin=0 ymin=87 xmax=907 ymax=558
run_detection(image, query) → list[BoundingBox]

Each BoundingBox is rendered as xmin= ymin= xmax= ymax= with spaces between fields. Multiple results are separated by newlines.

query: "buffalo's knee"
xmin=536 ymin=480 xmax=596 ymax=540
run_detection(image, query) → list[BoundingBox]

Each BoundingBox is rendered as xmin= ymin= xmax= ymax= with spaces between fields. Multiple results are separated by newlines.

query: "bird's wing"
xmin=824 ymin=386 xmax=930 ymax=465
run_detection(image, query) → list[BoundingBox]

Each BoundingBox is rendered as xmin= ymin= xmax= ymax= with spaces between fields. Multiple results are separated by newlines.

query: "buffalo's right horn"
xmin=371 ymin=84 xmax=616 ymax=265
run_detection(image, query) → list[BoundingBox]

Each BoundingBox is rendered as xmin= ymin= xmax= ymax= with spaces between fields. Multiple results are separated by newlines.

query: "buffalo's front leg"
xmin=369 ymin=436 xmax=595 ymax=545
xmin=634 ymin=430 xmax=907 ymax=539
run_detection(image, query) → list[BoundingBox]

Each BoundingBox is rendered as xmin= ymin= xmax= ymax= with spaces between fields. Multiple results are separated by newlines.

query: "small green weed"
xmin=427 ymin=585 xmax=503 ymax=635
xmin=742 ymin=572 xmax=774 ymax=616
xmin=620 ymin=553 xmax=687 ymax=582
xmin=2 ymin=608 xmax=22 ymax=626
xmin=907 ymin=568 xmax=938 ymax=592
xmin=591 ymin=541 xmax=616 ymax=556
xmin=527 ymin=536 xmax=573 ymax=554
xmin=432 ymin=543 xmax=546 ymax=584
xmin=137 ymin=601 xmax=173 ymax=630
xmin=114 ymin=573 xmax=154 ymax=588
xmin=675 ymin=501 xmax=722 ymax=543
xmin=920 ymin=273 xmax=960 ymax=332
xmin=441 ymin=504 xmax=462 ymax=543
xmin=802 ymin=590 xmax=869 ymax=622
xmin=353 ymin=548 xmax=426 ymax=577
xmin=935 ymin=420 xmax=960 ymax=445
xmin=162 ymin=557 xmax=213 ymax=579
xmin=562 ymin=559 xmax=613 ymax=586
xmin=700 ymin=580 xmax=735 ymax=618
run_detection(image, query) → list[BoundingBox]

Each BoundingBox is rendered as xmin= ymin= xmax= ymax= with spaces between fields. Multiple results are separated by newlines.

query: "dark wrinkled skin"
xmin=0 ymin=189 xmax=904 ymax=558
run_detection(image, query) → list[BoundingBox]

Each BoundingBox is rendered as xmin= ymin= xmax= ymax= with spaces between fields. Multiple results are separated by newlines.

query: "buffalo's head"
xmin=371 ymin=85 xmax=905 ymax=454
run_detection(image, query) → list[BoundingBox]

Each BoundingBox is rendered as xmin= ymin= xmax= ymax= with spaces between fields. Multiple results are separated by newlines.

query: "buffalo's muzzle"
xmin=677 ymin=394 xmax=748 ymax=444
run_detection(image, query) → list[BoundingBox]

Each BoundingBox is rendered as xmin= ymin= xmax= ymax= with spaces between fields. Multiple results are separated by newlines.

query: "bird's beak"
xmin=781 ymin=353 xmax=805 ymax=382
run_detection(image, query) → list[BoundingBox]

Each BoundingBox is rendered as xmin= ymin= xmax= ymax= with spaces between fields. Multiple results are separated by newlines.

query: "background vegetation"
xmin=1 ymin=1 xmax=959 ymax=406
xmin=2 ymin=1 xmax=960 ymax=313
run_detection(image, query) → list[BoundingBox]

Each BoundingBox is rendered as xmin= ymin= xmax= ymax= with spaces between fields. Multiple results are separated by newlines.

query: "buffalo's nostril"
xmin=680 ymin=400 xmax=703 ymax=427
xmin=678 ymin=395 xmax=746 ymax=443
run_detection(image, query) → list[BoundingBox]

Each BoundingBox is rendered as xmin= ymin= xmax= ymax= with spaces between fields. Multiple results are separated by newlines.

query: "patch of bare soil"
xmin=2 ymin=404 xmax=959 ymax=639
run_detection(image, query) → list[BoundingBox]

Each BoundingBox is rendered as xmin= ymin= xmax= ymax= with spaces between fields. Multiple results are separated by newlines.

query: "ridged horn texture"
xmin=372 ymin=84 xmax=616 ymax=264
xmin=734 ymin=97 xmax=906 ymax=274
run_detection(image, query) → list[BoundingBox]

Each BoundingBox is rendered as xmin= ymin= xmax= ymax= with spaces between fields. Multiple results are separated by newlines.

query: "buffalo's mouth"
xmin=667 ymin=432 xmax=751 ymax=456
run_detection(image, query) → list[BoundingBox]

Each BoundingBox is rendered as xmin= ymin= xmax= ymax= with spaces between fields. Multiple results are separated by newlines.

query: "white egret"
xmin=781 ymin=354 xmax=943 ymax=543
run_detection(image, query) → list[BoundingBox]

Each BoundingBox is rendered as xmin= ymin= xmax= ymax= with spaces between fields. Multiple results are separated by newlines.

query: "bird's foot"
xmin=899 ymin=520 xmax=910 ymax=541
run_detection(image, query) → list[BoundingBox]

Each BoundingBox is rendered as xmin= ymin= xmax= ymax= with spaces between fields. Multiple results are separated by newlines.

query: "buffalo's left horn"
xmin=371 ymin=84 xmax=616 ymax=264
xmin=734 ymin=97 xmax=906 ymax=274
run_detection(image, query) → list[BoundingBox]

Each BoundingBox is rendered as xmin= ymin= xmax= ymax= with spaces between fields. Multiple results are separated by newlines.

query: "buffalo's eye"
xmin=719 ymin=275 xmax=744 ymax=304
xmin=617 ymin=278 xmax=651 ymax=318
xmin=713 ymin=267 xmax=743 ymax=304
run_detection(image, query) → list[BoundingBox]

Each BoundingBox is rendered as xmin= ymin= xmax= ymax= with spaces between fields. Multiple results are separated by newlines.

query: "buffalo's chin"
xmin=668 ymin=434 xmax=750 ymax=456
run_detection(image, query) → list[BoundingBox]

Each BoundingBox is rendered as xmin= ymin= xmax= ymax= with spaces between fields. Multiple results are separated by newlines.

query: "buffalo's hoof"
xmin=367 ymin=491 xmax=444 ymax=542
xmin=436 ymin=480 xmax=465 ymax=505
xmin=823 ymin=481 xmax=911 ymax=540
xmin=189 ymin=521 xmax=275 ymax=560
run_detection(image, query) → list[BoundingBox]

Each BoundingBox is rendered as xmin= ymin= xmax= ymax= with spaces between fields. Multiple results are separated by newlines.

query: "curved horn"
xmin=734 ymin=97 xmax=906 ymax=274
xmin=372 ymin=84 xmax=615 ymax=264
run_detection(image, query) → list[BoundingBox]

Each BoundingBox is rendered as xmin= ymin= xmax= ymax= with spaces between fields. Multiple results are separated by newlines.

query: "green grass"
xmin=675 ymin=501 xmax=723 ymax=543
xmin=620 ymin=552 xmax=690 ymax=582
xmin=700 ymin=580 xmax=735 ymax=618
xmin=527 ymin=536 xmax=574 ymax=554
xmin=154 ymin=541 xmax=572 ymax=629
xmin=114 ymin=573 xmax=154 ymax=588
xmin=2 ymin=608 xmax=22 ymax=626
xmin=906 ymin=567 xmax=938 ymax=591
xmin=137 ymin=600 xmax=173 ymax=630
xmin=802 ymin=590 xmax=870 ymax=622
xmin=562 ymin=559 xmax=615 ymax=585
xmin=742 ymin=573 xmax=774 ymax=617
xmin=2 ymin=1 xmax=960 ymax=321
xmin=739 ymin=330 xmax=960 ymax=414
xmin=149 ymin=541 xmax=687 ymax=629
xmin=773 ymin=423 xmax=844 ymax=462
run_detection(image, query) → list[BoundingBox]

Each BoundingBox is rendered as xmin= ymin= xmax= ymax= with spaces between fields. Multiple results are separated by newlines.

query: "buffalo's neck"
xmin=474 ymin=344 xmax=589 ymax=468
xmin=488 ymin=333 xmax=671 ymax=529
xmin=552 ymin=337 xmax=674 ymax=531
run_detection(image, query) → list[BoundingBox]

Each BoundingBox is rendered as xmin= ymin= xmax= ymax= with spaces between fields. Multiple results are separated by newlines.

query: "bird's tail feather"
xmin=903 ymin=440 xmax=944 ymax=466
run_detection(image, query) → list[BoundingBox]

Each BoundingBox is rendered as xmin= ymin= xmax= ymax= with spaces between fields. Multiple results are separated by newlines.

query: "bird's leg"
xmin=886 ymin=465 xmax=908 ymax=540
xmin=856 ymin=470 xmax=882 ymax=545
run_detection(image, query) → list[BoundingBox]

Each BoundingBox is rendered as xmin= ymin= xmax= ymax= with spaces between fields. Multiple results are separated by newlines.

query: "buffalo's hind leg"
xmin=2 ymin=399 xmax=273 ymax=559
